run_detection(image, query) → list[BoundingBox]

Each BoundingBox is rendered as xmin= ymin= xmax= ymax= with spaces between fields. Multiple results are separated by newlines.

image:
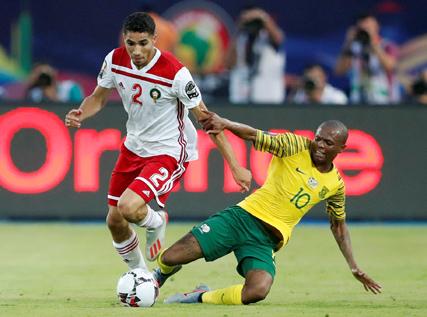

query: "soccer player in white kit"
xmin=65 ymin=12 xmax=251 ymax=273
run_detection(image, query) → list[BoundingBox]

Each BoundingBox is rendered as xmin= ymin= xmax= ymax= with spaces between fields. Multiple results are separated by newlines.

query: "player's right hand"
xmin=65 ymin=109 xmax=82 ymax=128
xmin=232 ymin=166 xmax=252 ymax=193
xmin=351 ymin=268 xmax=382 ymax=294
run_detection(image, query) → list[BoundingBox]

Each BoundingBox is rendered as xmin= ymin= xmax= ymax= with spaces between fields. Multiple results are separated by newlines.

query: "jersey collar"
xmin=131 ymin=48 xmax=161 ymax=73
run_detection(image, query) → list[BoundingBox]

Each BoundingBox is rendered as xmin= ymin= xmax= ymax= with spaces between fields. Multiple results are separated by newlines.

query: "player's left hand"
xmin=351 ymin=268 xmax=382 ymax=294
xmin=231 ymin=166 xmax=252 ymax=193
xmin=199 ymin=110 xmax=227 ymax=135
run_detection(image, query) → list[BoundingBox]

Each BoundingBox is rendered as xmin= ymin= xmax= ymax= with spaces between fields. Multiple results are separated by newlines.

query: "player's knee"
xmin=160 ymin=249 xmax=173 ymax=265
xmin=106 ymin=213 xmax=115 ymax=229
xmin=117 ymin=199 xmax=136 ymax=221
xmin=241 ymin=283 xmax=270 ymax=304
xmin=106 ymin=209 xmax=126 ymax=232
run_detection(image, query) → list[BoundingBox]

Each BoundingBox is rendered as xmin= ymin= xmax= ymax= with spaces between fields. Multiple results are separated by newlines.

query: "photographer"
xmin=292 ymin=64 xmax=348 ymax=105
xmin=409 ymin=70 xmax=427 ymax=104
xmin=25 ymin=64 xmax=59 ymax=102
xmin=226 ymin=6 xmax=285 ymax=104
xmin=25 ymin=63 xmax=84 ymax=103
xmin=335 ymin=14 xmax=400 ymax=104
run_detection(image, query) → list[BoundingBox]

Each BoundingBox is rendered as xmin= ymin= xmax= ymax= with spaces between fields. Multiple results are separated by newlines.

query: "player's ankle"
xmin=137 ymin=205 xmax=163 ymax=228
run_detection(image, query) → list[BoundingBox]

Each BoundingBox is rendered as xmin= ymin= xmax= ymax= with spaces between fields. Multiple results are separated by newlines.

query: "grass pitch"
xmin=0 ymin=222 xmax=426 ymax=317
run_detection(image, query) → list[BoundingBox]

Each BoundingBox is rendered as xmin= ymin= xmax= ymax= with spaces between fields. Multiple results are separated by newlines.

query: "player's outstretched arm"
xmin=65 ymin=85 xmax=112 ymax=128
xmin=199 ymin=110 xmax=257 ymax=143
xmin=191 ymin=104 xmax=252 ymax=192
xmin=329 ymin=216 xmax=382 ymax=294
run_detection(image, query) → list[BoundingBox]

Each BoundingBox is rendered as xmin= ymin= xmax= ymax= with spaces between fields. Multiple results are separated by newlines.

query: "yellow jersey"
xmin=238 ymin=130 xmax=346 ymax=250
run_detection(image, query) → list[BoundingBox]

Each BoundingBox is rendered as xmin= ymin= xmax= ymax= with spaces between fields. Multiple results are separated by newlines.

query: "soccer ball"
xmin=116 ymin=268 xmax=159 ymax=307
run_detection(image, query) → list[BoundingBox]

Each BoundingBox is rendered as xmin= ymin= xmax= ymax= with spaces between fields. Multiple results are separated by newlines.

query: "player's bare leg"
xmin=161 ymin=233 xmax=273 ymax=305
xmin=161 ymin=233 xmax=204 ymax=265
xmin=118 ymin=188 xmax=167 ymax=261
xmin=241 ymin=270 xmax=273 ymax=304
xmin=107 ymin=205 xmax=148 ymax=270
xmin=164 ymin=269 xmax=273 ymax=305
xmin=154 ymin=233 xmax=204 ymax=287
xmin=117 ymin=188 xmax=150 ymax=223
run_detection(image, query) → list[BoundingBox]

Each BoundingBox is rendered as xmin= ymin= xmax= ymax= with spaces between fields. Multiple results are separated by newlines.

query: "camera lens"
xmin=303 ymin=77 xmax=316 ymax=91
xmin=36 ymin=73 xmax=53 ymax=87
xmin=355 ymin=29 xmax=370 ymax=46
xmin=243 ymin=18 xmax=264 ymax=34
xmin=412 ymin=78 xmax=427 ymax=96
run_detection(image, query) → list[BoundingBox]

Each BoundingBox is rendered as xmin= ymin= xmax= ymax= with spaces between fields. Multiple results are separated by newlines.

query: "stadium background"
xmin=0 ymin=0 xmax=426 ymax=221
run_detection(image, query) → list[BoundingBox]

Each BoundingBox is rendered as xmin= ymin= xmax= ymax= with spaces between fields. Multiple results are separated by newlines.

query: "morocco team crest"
xmin=149 ymin=88 xmax=161 ymax=103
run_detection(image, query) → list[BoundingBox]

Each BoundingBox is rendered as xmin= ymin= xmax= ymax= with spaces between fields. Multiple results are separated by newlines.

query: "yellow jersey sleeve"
xmin=254 ymin=130 xmax=311 ymax=157
xmin=325 ymin=177 xmax=346 ymax=219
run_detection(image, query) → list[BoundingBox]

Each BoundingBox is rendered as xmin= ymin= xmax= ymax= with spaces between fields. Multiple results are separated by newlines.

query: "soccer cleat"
xmin=164 ymin=284 xmax=210 ymax=304
xmin=152 ymin=265 xmax=182 ymax=288
xmin=145 ymin=210 xmax=168 ymax=261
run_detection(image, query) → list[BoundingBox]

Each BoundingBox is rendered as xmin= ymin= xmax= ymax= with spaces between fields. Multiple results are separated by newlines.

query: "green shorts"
xmin=191 ymin=205 xmax=279 ymax=278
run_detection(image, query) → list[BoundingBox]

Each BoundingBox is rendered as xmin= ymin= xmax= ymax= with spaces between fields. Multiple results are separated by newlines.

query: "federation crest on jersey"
xmin=149 ymin=88 xmax=161 ymax=103
xmin=307 ymin=177 xmax=318 ymax=189
xmin=185 ymin=81 xmax=199 ymax=99
xmin=319 ymin=186 xmax=330 ymax=199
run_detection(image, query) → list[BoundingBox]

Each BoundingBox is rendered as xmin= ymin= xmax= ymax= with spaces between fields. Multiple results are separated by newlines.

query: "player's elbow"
xmin=329 ymin=218 xmax=341 ymax=233
xmin=330 ymin=218 xmax=346 ymax=238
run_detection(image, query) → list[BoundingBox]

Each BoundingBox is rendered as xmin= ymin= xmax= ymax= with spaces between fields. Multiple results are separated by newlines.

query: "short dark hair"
xmin=319 ymin=120 xmax=348 ymax=144
xmin=354 ymin=12 xmax=376 ymax=24
xmin=304 ymin=63 xmax=325 ymax=72
xmin=122 ymin=12 xmax=155 ymax=35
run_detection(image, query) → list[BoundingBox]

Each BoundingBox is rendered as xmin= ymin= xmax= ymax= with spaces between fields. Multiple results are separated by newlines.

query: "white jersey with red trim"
xmin=97 ymin=47 xmax=201 ymax=162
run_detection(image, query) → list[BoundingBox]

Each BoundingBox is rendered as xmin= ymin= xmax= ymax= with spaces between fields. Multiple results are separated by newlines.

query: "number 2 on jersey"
xmin=132 ymin=83 xmax=143 ymax=106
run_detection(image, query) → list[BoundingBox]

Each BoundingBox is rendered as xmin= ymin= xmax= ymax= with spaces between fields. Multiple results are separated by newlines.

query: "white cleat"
xmin=164 ymin=284 xmax=210 ymax=304
xmin=145 ymin=210 xmax=168 ymax=261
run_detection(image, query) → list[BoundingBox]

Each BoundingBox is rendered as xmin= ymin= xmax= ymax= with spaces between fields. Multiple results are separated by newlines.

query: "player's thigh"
xmin=163 ymin=232 xmax=204 ymax=265
xmin=233 ymin=210 xmax=278 ymax=279
xmin=238 ymin=254 xmax=276 ymax=280
xmin=190 ymin=206 xmax=245 ymax=261
xmin=108 ymin=147 xmax=142 ymax=207
xmin=127 ymin=155 xmax=185 ymax=208
xmin=118 ymin=187 xmax=147 ymax=214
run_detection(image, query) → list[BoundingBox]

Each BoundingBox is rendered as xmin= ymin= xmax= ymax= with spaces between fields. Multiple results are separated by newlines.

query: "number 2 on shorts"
xmin=150 ymin=167 xmax=169 ymax=187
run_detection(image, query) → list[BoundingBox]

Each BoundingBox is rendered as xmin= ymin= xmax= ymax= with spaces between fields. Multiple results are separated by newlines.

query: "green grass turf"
xmin=0 ymin=223 xmax=426 ymax=317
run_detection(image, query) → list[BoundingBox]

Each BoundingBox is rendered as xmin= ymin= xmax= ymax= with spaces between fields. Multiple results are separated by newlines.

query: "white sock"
xmin=112 ymin=230 xmax=148 ymax=270
xmin=137 ymin=205 xmax=163 ymax=229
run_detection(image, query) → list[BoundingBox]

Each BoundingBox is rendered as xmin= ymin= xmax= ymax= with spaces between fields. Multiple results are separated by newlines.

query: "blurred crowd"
xmin=0 ymin=6 xmax=426 ymax=106
xmin=222 ymin=8 xmax=425 ymax=106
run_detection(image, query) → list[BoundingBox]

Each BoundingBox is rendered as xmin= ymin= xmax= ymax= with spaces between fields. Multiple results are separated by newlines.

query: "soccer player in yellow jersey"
xmin=153 ymin=112 xmax=382 ymax=305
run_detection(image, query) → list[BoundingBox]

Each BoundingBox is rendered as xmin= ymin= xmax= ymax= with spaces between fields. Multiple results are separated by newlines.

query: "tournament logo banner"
xmin=164 ymin=0 xmax=234 ymax=73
